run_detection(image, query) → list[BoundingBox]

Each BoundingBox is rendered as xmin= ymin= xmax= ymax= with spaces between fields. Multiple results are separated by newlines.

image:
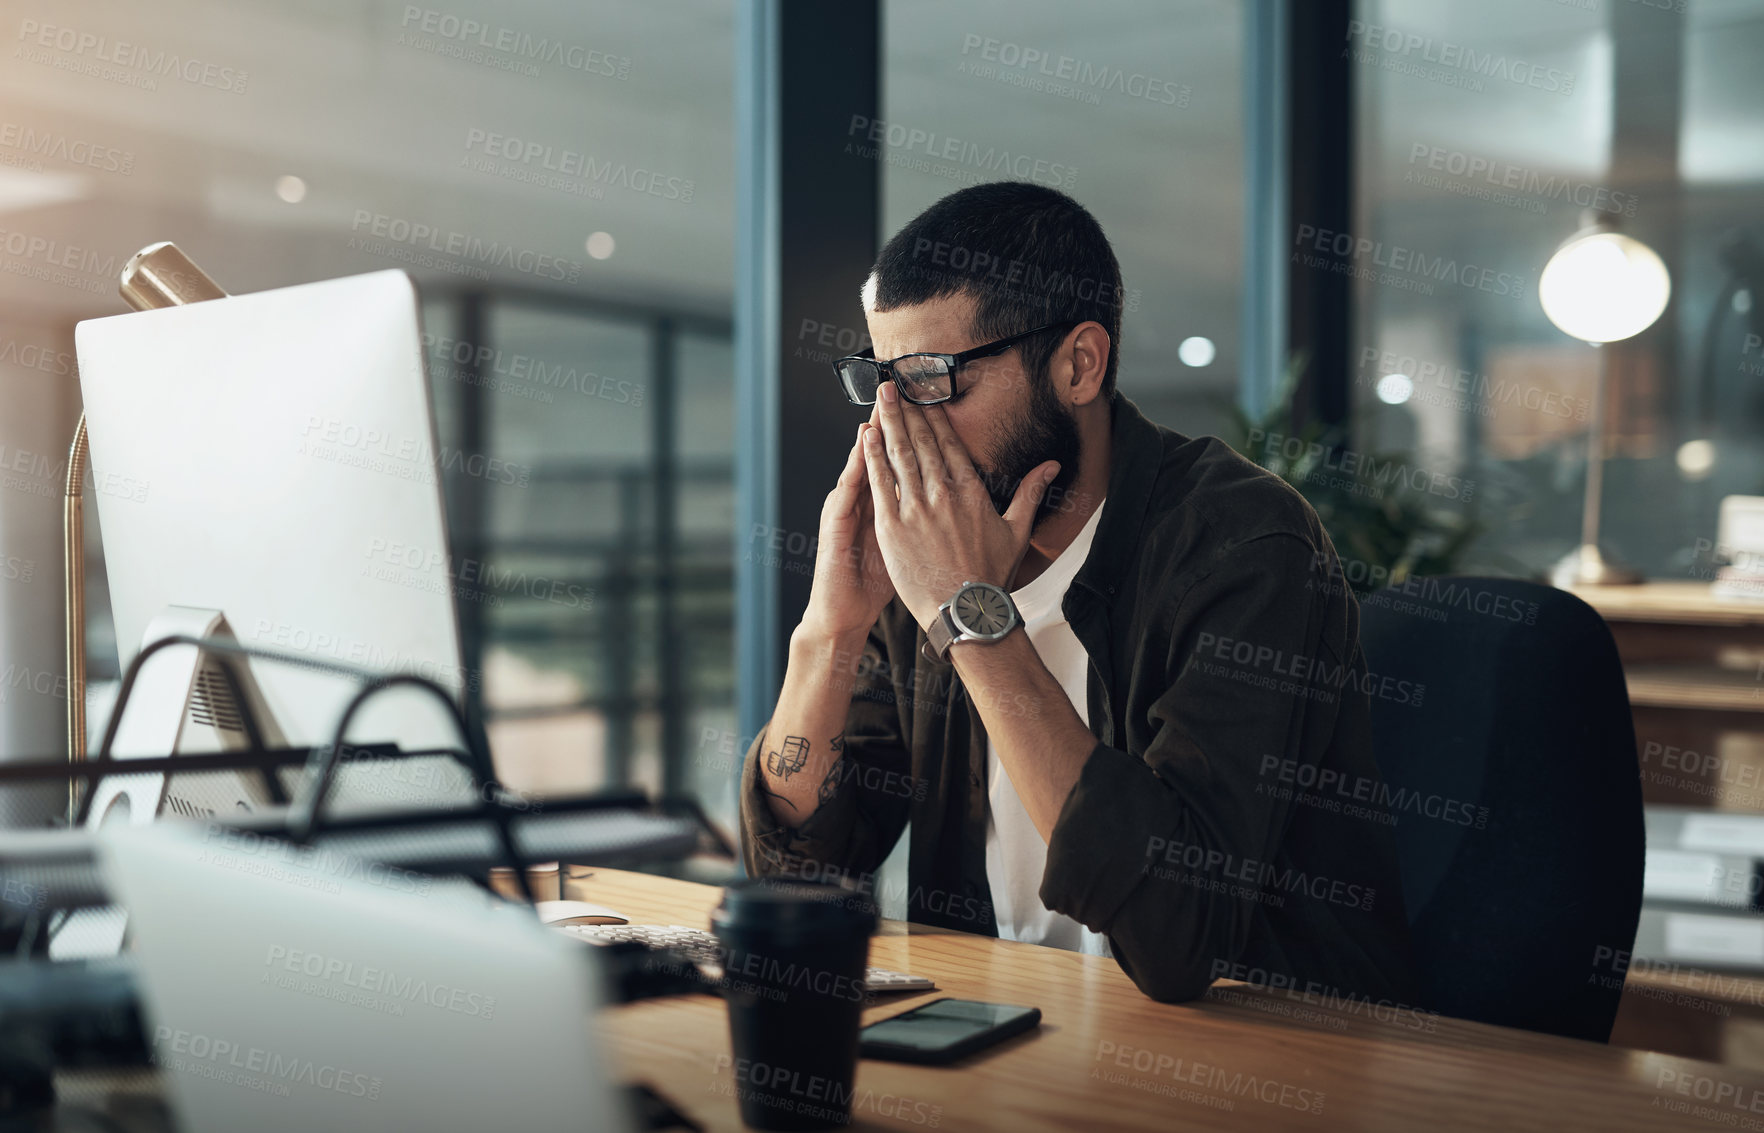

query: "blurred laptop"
xmin=97 ymin=821 xmax=633 ymax=1133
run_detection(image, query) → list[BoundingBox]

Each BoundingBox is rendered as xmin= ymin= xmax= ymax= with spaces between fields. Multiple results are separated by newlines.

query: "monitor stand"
xmin=54 ymin=606 xmax=287 ymax=959
xmin=86 ymin=605 xmax=287 ymax=825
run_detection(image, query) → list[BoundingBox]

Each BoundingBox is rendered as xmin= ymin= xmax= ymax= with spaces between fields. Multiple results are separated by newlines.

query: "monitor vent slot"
xmin=163 ymin=793 xmax=217 ymax=820
xmin=188 ymin=666 xmax=245 ymax=733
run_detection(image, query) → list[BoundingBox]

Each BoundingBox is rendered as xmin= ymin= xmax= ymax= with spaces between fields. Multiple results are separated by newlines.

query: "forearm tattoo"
xmin=766 ymin=734 xmax=810 ymax=779
xmin=817 ymin=735 xmax=847 ymax=807
xmin=756 ymin=778 xmax=800 ymax=815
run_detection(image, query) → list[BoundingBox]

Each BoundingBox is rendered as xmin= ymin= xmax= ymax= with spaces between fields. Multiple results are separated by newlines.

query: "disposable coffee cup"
xmin=711 ymin=880 xmax=878 ymax=1130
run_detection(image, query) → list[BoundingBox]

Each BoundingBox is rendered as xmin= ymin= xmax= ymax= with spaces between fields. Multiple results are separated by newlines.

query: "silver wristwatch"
xmin=921 ymin=580 xmax=1021 ymax=663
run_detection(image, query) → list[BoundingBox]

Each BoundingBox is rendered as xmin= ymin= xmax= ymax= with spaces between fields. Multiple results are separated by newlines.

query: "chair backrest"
xmin=1357 ymin=576 xmax=1643 ymax=1041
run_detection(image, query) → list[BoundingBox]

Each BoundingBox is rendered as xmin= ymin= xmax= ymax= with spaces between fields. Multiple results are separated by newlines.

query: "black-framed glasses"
xmin=831 ymin=320 xmax=1080 ymax=406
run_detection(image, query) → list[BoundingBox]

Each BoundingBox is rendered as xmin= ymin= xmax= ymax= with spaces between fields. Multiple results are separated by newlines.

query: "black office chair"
xmin=1357 ymin=575 xmax=1643 ymax=1042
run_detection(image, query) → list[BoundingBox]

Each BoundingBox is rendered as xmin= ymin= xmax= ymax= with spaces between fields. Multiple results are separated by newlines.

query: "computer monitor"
xmin=73 ymin=269 xmax=480 ymax=823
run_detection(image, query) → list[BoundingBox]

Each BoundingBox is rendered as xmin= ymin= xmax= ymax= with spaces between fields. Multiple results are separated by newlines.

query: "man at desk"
xmin=738 ymin=181 xmax=1416 ymax=1005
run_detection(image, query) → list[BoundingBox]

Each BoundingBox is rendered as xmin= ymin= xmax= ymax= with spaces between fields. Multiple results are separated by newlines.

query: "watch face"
xmin=952 ymin=584 xmax=1015 ymax=638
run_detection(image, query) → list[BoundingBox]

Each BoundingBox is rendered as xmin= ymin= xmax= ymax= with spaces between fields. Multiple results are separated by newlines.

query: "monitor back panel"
xmin=76 ymin=270 xmax=468 ymax=777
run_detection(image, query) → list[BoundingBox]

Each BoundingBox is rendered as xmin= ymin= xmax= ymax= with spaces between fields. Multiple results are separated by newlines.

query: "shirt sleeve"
xmin=739 ymin=610 xmax=916 ymax=887
xmin=1037 ymin=532 xmax=1352 ymax=1002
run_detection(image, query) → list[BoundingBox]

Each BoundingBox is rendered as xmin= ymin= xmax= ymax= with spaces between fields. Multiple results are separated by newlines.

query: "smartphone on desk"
xmin=859 ymin=997 xmax=1041 ymax=1065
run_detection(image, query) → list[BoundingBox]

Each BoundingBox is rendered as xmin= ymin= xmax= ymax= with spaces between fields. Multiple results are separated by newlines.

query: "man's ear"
xmin=1066 ymin=321 xmax=1110 ymax=407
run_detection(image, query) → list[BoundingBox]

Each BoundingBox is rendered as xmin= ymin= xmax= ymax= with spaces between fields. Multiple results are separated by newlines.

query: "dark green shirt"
xmin=740 ymin=391 xmax=1417 ymax=1005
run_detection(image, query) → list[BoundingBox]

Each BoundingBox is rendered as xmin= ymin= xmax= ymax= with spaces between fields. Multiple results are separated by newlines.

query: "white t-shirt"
xmin=983 ymin=497 xmax=1112 ymax=957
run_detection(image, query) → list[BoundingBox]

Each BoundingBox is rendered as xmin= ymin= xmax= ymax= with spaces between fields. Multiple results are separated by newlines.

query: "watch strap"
xmin=921 ymin=606 xmax=958 ymax=663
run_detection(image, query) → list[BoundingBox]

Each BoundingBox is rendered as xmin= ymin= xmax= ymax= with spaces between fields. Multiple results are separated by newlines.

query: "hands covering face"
xmin=858 ymin=381 xmax=1060 ymax=631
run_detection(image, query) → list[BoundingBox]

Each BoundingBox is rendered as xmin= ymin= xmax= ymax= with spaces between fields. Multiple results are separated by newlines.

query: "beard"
xmin=978 ymin=367 xmax=1083 ymax=531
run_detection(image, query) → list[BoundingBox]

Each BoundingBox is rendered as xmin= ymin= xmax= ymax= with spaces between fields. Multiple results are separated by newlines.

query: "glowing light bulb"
xmin=1177 ymin=336 xmax=1215 ymax=367
xmin=1376 ymin=373 xmax=1414 ymax=405
xmin=1539 ymin=229 xmax=1670 ymax=344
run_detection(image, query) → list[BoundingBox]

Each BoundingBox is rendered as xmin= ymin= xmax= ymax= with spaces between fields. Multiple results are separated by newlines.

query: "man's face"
xmin=863 ymin=292 xmax=1081 ymax=530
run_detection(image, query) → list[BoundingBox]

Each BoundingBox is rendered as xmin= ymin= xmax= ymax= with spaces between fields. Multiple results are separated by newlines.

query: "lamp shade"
xmin=1538 ymin=227 xmax=1671 ymax=344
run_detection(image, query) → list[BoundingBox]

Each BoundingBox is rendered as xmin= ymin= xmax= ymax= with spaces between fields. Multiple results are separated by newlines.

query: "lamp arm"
xmin=63 ymin=418 xmax=88 ymax=815
xmin=64 ymin=243 xmax=228 ymax=822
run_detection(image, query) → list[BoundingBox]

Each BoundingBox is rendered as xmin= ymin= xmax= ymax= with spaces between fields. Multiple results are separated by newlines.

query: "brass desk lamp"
xmin=1539 ymin=213 xmax=1671 ymax=588
xmin=65 ymin=243 xmax=226 ymax=815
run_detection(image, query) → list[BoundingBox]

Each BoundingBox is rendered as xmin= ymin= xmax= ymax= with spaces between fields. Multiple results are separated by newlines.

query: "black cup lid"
xmin=711 ymin=880 xmax=878 ymax=936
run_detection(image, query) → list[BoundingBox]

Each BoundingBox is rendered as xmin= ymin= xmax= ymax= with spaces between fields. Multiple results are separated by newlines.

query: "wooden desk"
xmin=1568 ymin=581 xmax=1764 ymax=629
xmin=1566 ymin=582 xmax=1764 ymax=783
xmin=581 ymin=868 xmax=1764 ymax=1131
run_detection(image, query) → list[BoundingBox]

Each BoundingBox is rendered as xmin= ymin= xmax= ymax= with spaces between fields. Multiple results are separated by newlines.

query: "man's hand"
xmin=753 ymin=420 xmax=899 ymax=833
xmin=861 ymin=381 xmax=1059 ymax=631
xmin=800 ymin=421 xmax=896 ymax=643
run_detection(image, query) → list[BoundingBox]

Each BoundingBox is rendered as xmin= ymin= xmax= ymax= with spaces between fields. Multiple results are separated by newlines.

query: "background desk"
xmin=1567 ymin=581 xmax=1764 ymax=1068
xmin=585 ymin=868 xmax=1764 ymax=1131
